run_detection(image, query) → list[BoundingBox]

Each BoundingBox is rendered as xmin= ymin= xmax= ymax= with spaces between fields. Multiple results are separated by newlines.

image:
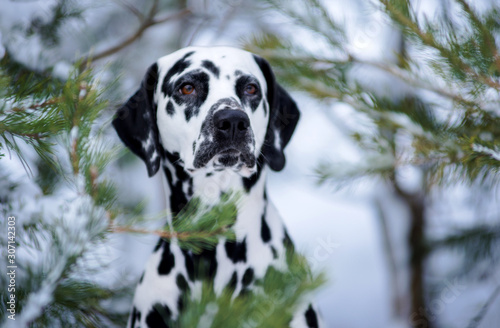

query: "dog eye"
xmin=244 ymin=84 xmax=258 ymax=95
xmin=180 ymin=84 xmax=195 ymax=95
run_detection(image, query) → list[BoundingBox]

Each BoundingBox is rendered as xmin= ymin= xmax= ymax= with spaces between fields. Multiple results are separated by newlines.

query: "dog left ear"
xmin=254 ymin=55 xmax=300 ymax=172
xmin=112 ymin=63 xmax=162 ymax=177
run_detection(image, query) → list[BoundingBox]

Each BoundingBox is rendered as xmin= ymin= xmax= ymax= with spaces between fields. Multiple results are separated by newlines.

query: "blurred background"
xmin=1 ymin=0 xmax=500 ymax=327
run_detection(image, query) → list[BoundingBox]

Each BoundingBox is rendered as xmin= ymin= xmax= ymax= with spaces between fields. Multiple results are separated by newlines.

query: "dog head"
xmin=113 ymin=47 xmax=299 ymax=178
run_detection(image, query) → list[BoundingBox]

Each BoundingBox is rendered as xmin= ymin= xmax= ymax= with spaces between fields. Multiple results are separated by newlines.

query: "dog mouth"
xmin=191 ymin=145 xmax=256 ymax=173
xmin=218 ymin=148 xmax=240 ymax=156
xmin=213 ymin=148 xmax=255 ymax=170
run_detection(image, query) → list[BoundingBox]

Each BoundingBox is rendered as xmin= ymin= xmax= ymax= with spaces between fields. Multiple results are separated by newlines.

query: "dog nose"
xmin=213 ymin=110 xmax=250 ymax=141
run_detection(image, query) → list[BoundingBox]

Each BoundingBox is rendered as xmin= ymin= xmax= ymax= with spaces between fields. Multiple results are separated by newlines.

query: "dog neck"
xmin=160 ymin=152 xmax=267 ymax=226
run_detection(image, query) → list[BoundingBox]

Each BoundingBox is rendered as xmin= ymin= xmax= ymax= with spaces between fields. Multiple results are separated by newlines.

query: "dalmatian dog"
xmin=113 ymin=46 xmax=321 ymax=328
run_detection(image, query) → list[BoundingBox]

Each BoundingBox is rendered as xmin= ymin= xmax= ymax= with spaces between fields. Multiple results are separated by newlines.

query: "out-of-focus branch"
xmin=455 ymin=0 xmax=500 ymax=74
xmin=380 ymin=0 xmax=500 ymax=90
xmin=79 ymin=4 xmax=191 ymax=70
xmin=114 ymin=0 xmax=145 ymax=21
xmin=110 ymin=224 xmax=227 ymax=240
xmin=252 ymin=49 xmax=478 ymax=107
xmin=374 ymin=196 xmax=405 ymax=318
xmin=466 ymin=285 xmax=500 ymax=328
xmin=349 ymin=56 xmax=475 ymax=106
xmin=389 ymin=170 xmax=430 ymax=327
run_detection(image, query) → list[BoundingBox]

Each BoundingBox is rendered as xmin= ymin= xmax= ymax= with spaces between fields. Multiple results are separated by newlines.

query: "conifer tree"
xmin=0 ymin=1 xmax=324 ymax=327
xmin=248 ymin=0 xmax=500 ymax=327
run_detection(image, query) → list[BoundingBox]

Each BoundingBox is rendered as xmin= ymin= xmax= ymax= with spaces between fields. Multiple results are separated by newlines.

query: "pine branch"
xmin=110 ymin=195 xmax=238 ymax=254
xmin=380 ymin=0 xmax=500 ymax=90
xmin=248 ymin=36 xmax=481 ymax=108
xmin=349 ymin=56 xmax=476 ymax=106
xmin=262 ymin=0 xmax=345 ymax=49
xmin=247 ymin=6 xmax=500 ymax=185
xmin=110 ymin=225 xmax=220 ymax=240
xmin=0 ymin=54 xmax=67 ymax=171
xmin=176 ymin=252 xmax=326 ymax=327
xmin=1 ymin=64 xmax=129 ymax=327
xmin=455 ymin=0 xmax=500 ymax=73
xmin=427 ymin=224 xmax=500 ymax=278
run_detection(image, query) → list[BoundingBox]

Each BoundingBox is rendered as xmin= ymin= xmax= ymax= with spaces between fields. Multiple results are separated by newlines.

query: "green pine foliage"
xmin=249 ymin=0 xmax=500 ymax=186
xmin=176 ymin=255 xmax=325 ymax=328
xmin=248 ymin=0 xmax=500 ymax=325
xmin=1 ymin=3 xmax=325 ymax=327
xmin=0 ymin=54 xmax=65 ymax=168
xmin=0 ymin=54 xmax=256 ymax=327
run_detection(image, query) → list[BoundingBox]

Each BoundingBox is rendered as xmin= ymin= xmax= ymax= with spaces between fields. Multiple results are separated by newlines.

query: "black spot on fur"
xmin=197 ymin=249 xmax=218 ymax=279
xmin=161 ymin=51 xmax=194 ymax=97
xmin=242 ymin=154 xmax=265 ymax=192
xmin=235 ymin=75 xmax=262 ymax=112
xmin=192 ymin=141 xmax=196 ymax=154
xmin=240 ymin=288 xmax=250 ymax=297
xmin=187 ymin=179 xmax=194 ymax=197
xmin=176 ymin=273 xmax=190 ymax=293
xmin=154 ymin=239 xmax=163 ymax=252
xmin=226 ymin=75 xmax=230 ymax=80
xmin=182 ymin=248 xmax=218 ymax=281
xmin=270 ymin=245 xmax=278 ymax=259
xmin=225 ymin=238 xmax=247 ymax=263
xmin=228 ymin=271 xmax=238 ymax=291
xmin=139 ymin=272 xmax=144 ymax=284
xmin=163 ymin=152 xmax=192 ymax=214
xmin=183 ymin=250 xmax=195 ymax=281
xmin=206 ymin=172 xmax=213 ymax=177
xmin=234 ymin=70 xmax=243 ymax=76
xmin=202 ymin=60 xmax=220 ymax=78
xmin=146 ymin=304 xmax=172 ymax=328
xmin=305 ymin=304 xmax=319 ymax=328
xmin=261 ymin=214 xmax=271 ymax=243
xmin=158 ymin=242 xmax=175 ymax=275
xmin=283 ymin=229 xmax=295 ymax=265
xmin=284 ymin=230 xmax=294 ymax=251
xmin=164 ymin=165 xmax=186 ymax=213
xmin=177 ymin=295 xmax=185 ymax=312
xmin=242 ymin=267 xmax=254 ymax=287
xmin=130 ymin=307 xmax=139 ymax=328
xmin=166 ymin=100 xmax=174 ymax=115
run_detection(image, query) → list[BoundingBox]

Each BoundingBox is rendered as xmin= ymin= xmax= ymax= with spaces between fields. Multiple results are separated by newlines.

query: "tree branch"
xmin=251 ymin=49 xmax=480 ymax=107
xmin=455 ymin=0 xmax=500 ymax=73
xmin=466 ymin=285 xmax=500 ymax=328
xmin=113 ymin=0 xmax=145 ymax=21
xmin=374 ymin=195 xmax=405 ymax=318
xmin=110 ymin=224 xmax=228 ymax=241
xmin=79 ymin=7 xmax=191 ymax=69
xmin=380 ymin=0 xmax=500 ymax=90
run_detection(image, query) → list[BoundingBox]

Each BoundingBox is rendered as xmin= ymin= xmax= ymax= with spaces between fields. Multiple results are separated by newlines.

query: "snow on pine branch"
xmin=472 ymin=144 xmax=500 ymax=162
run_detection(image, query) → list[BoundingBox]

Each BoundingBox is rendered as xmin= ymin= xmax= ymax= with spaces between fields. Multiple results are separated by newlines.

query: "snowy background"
xmin=1 ymin=0 xmax=500 ymax=327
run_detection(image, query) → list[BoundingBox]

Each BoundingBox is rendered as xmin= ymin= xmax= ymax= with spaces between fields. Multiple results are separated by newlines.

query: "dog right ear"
xmin=253 ymin=55 xmax=300 ymax=172
xmin=112 ymin=63 xmax=162 ymax=177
